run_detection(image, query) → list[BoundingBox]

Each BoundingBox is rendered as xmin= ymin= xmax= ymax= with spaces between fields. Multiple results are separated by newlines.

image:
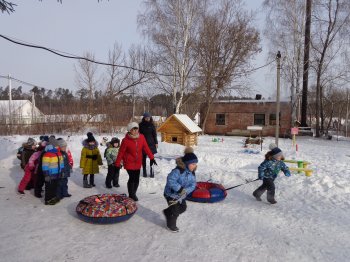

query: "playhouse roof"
xmin=158 ymin=114 xmax=202 ymax=133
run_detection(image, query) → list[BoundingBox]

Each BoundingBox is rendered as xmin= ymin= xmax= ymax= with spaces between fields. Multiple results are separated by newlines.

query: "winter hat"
xmin=39 ymin=135 xmax=49 ymax=142
xmin=269 ymin=143 xmax=283 ymax=158
xmin=127 ymin=122 xmax=139 ymax=132
xmin=27 ymin=137 xmax=37 ymax=146
xmin=182 ymin=147 xmax=198 ymax=165
xmin=87 ymin=132 xmax=96 ymax=143
xmin=110 ymin=137 xmax=120 ymax=145
xmin=143 ymin=112 xmax=151 ymax=118
xmin=56 ymin=138 xmax=67 ymax=148
xmin=48 ymin=136 xmax=59 ymax=147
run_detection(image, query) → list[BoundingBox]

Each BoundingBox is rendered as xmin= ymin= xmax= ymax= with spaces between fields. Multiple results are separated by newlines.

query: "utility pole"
xmin=346 ymin=88 xmax=349 ymax=137
xmin=276 ymin=51 xmax=282 ymax=146
xmin=8 ymin=74 xmax=12 ymax=134
xmin=301 ymin=0 xmax=312 ymax=127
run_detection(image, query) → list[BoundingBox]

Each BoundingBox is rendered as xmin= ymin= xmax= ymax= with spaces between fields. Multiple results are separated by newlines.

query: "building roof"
xmin=158 ymin=114 xmax=202 ymax=133
xmin=214 ymin=99 xmax=291 ymax=103
xmin=0 ymin=100 xmax=44 ymax=116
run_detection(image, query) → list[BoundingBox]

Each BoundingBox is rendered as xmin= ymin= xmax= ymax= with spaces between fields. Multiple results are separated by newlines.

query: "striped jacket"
xmin=42 ymin=145 xmax=64 ymax=179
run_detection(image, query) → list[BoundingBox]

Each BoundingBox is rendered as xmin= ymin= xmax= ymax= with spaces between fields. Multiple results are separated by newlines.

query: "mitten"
xmin=44 ymin=176 xmax=51 ymax=182
xmin=150 ymin=159 xmax=158 ymax=166
xmin=177 ymin=187 xmax=186 ymax=197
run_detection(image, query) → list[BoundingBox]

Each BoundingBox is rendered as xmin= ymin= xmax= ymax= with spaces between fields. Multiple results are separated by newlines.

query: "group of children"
xmin=17 ymin=135 xmax=73 ymax=205
xmin=17 ymin=130 xmax=291 ymax=232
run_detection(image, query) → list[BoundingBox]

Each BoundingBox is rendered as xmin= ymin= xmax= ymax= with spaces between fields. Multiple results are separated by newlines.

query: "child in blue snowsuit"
xmin=163 ymin=147 xmax=197 ymax=232
xmin=253 ymin=145 xmax=291 ymax=204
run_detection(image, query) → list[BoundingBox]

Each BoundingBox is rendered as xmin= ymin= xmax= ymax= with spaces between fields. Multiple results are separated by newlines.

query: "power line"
xmin=0 ymin=33 xmax=275 ymax=78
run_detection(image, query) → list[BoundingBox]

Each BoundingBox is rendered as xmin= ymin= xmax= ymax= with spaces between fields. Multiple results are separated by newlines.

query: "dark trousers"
xmin=126 ymin=169 xmax=140 ymax=197
xmin=142 ymin=154 xmax=154 ymax=177
xmin=45 ymin=179 xmax=59 ymax=202
xmin=163 ymin=196 xmax=187 ymax=228
xmin=35 ymin=172 xmax=45 ymax=197
xmin=253 ymin=178 xmax=276 ymax=201
xmin=56 ymin=178 xmax=69 ymax=199
xmin=106 ymin=165 xmax=120 ymax=186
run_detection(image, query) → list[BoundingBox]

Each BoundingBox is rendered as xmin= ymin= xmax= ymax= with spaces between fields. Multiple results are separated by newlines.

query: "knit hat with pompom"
xmin=182 ymin=147 xmax=198 ymax=165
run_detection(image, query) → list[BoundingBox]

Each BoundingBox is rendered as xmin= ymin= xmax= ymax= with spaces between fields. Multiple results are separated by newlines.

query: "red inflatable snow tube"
xmin=76 ymin=193 xmax=137 ymax=224
xmin=186 ymin=182 xmax=227 ymax=203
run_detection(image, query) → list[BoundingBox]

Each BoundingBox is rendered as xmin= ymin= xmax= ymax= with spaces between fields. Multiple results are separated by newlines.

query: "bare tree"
xmin=197 ymin=0 xmax=260 ymax=132
xmin=75 ymin=52 xmax=101 ymax=118
xmin=311 ymin=0 xmax=350 ymax=137
xmin=138 ymin=0 xmax=206 ymax=113
xmin=264 ymin=0 xmax=306 ymax=123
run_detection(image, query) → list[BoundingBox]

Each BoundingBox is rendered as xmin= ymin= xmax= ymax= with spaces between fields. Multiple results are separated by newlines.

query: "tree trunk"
xmin=301 ymin=0 xmax=312 ymax=127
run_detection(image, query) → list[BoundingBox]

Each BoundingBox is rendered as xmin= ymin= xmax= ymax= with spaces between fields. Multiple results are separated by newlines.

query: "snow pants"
xmin=18 ymin=166 xmax=34 ymax=192
xmin=163 ymin=197 xmax=187 ymax=228
xmin=45 ymin=179 xmax=59 ymax=202
xmin=253 ymin=178 xmax=276 ymax=201
xmin=56 ymin=178 xmax=69 ymax=199
xmin=105 ymin=165 xmax=120 ymax=187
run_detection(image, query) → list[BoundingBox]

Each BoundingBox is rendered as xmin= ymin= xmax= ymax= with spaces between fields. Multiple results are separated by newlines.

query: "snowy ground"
xmin=0 ymin=134 xmax=349 ymax=262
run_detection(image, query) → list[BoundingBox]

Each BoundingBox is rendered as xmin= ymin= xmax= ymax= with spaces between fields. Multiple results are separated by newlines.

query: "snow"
xmin=171 ymin=114 xmax=202 ymax=133
xmin=0 ymin=134 xmax=350 ymax=262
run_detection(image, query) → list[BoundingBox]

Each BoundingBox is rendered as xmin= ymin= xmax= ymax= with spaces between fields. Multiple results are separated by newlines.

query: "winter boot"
xmin=267 ymin=191 xmax=277 ymax=204
xmin=83 ymin=176 xmax=92 ymax=188
xmin=89 ymin=174 xmax=96 ymax=187
xmin=252 ymin=190 xmax=262 ymax=201
xmin=105 ymin=173 xmax=112 ymax=189
xmin=162 ymin=209 xmax=179 ymax=232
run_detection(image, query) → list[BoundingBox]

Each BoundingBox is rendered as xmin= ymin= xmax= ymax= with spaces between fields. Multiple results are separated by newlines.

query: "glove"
xmin=92 ymin=155 xmax=98 ymax=160
xmin=177 ymin=187 xmax=186 ymax=197
xmin=44 ymin=176 xmax=51 ymax=183
xmin=286 ymin=172 xmax=291 ymax=177
xmin=150 ymin=159 xmax=157 ymax=166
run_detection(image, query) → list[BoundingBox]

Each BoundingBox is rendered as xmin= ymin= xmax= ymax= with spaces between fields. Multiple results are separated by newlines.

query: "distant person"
xmin=163 ymin=147 xmax=197 ymax=232
xmin=105 ymin=137 xmax=120 ymax=188
xmin=20 ymin=137 xmax=37 ymax=170
xmin=115 ymin=122 xmax=157 ymax=201
xmin=253 ymin=144 xmax=291 ymax=204
xmin=42 ymin=137 xmax=64 ymax=205
xmin=80 ymin=132 xmax=103 ymax=188
xmin=17 ymin=141 xmax=46 ymax=194
xmin=56 ymin=138 xmax=73 ymax=199
xmin=139 ymin=112 xmax=158 ymax=178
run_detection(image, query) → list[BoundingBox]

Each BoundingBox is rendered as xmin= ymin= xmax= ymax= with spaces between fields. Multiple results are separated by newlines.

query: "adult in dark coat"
xmin=139 ymin=112 xmax=158 ymax=178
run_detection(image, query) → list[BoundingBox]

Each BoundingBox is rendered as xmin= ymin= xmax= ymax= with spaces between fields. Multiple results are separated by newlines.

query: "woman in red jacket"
xmin=115 ymin=122 xmax=157 ymax=201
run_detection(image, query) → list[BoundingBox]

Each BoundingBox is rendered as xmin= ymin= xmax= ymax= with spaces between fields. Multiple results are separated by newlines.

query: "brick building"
xmin=201 ymin=99 xmax=292 ymax=137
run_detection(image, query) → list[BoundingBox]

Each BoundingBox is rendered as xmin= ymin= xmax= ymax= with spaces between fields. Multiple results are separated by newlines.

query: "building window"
xmin=269 ymin=113 xmax=281 ymax=126
xmin=254 ymin=114 xmax=265 ymax=126
xmin=216 ymin=114 xmax=226 ymax=125
xmin=171 ymin=137 xmax=178 ymax=142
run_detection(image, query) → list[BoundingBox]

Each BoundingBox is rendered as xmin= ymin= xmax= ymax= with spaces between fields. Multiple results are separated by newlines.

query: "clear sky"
xmin=0 ymin=0 xmax=287 ymax=98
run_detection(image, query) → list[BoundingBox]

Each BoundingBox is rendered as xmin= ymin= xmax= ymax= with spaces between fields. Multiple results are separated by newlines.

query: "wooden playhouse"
xmin=157 ymin=114 xmax=202 ymax=147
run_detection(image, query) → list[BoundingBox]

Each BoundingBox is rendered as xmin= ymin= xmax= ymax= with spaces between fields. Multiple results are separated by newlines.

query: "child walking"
xmin=80 ymin=132 xmax=103 ymax=188
xmin=163 ymin=147 xmax=197 ymax=232
xmin=56 ymin=138 xmax=73 ymax=199
xmin=105 ymin=137 xmax=120 ymax=188
xmin=253 ymin=144 xmax=291 ymax=204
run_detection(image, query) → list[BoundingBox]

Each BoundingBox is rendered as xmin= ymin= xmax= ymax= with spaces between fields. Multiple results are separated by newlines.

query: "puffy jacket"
xmin=105 ymin=147 xmax=119 ymax=166
xmin=164 ymin=157 xmax=196 ymax=199
xmin=258 ymin=159 xmax=291 ymax=179
xmin=60 ymin=151 xmax=72 ymax=178
xmin=42 ymin=145 xmax=64 ymax=179
xmin=139 ymin=119 xmax=158 ymax=154
xmin=80 ymin=144 xmax=103 ymax=175
xmin=115 ymin=133 xmax=154 ymax=170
